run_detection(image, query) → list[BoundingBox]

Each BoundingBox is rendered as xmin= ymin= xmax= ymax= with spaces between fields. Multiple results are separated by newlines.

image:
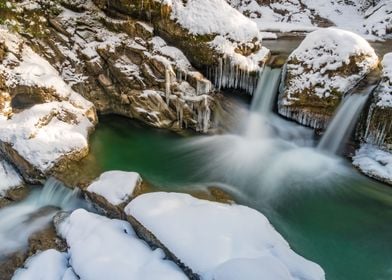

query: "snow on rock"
xmin=353 ymin=144 xmax=392 ymax=185
xmin=0 ymin=101 xmax=93 ymax=173
xmin=165 ymin=0 xmax=260 ymax=43
xmin=278 ymin=27 xmax=378 ymax=129
xmin=363 ymin=0 xmax=392 ymax=38
xmin=87 ymin=171 xmax=142 ymax=206
xmin=0 ymin=159 xmax=23 ymax=196
xmin=58 ymin=209 xmax=187 ymax=280
xmin=125 ymin=192 xmax=325 ymax=280
xmin=12 ymin=249 xmax=76 ymax=280
xmin=0 ymin=28 xmax=96 ymax=176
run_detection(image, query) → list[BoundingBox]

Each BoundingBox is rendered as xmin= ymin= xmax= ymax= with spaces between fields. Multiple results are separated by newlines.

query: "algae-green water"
xmin=90 ymin=115 xmax=392 ymax=280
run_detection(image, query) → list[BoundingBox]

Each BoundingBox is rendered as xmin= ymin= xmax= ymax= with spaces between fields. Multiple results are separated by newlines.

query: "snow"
xmin=125 ymin=192 xmax=325 ymax=280
xmin=283 ymin=28 xmax=378 ymax=100
xmin=12 ymin=249 xmax=75 ymax=280
xmin=376 ymin=53 xmax=392 ymax=107
xmin=228 ymin=0 xmax=391 ymax=40
xmin=353 ymin=144 xmax=392 ymax=184
xmin=87 ymin=171 xmax=142 ymax=206
xmin=0 ymin=102 xmax=93 ymax=172
xmin=0 ymin=159 xmax=23 ymax=196
xmin=58 ymin=209 xmax=187 ymax=280
xmin=165 ymin=0 xmax=261 ymax=43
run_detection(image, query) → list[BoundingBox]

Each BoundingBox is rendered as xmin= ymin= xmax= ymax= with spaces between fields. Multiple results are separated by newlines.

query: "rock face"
xmin=93 ymin=0 xmax=270 ymax=94
xmin=354 ymin=53 xmax=392 ymax=185
xmin=278 ymin=28 xmax=378 ymax=129
xmin=0 ymin=29 xmax=97 ymax=183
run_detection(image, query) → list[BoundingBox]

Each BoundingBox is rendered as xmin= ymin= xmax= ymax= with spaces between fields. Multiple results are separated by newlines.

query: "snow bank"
xmin=377 ymin=53 xmax=392 ymax=107
xmin=353 ymin=144 xmax=392 ymax=184
xmin=58 ymin=209 xmax=187 ymax=280
xmin=0 ymin=102 xmax=93 ymax=172
xmin=0 ymin=160 xmax=23 ymax=196
xmin=228 ymin=0 xmax=391 ymax=40
xmin=87 ymin=171 xmax=142 ymax=206
xmin=284 ymin=28 xmax=378 ymax=100
xmin=165 ymin=0 xmax=260 ymax=42
xmin=12 ymin=249 xmax=76 ymax=280
xmin=125 ymin=192 xmax=325 ymax=280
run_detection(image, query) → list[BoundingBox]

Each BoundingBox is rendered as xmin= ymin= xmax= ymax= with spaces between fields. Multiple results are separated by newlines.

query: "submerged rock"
xmin=125 ymin=192 xmax=325 ymax=280
xmin=278 ymin=28 xmax=378 ymax=129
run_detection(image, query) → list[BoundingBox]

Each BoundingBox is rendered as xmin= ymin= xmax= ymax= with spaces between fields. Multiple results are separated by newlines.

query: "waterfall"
xmin=318 ymin=92 xmax=372 ymax=154
xmin=0 ymin=178 xmax=86 ymax=258
xmin=250 ymin=67 xmax=282 ymax=115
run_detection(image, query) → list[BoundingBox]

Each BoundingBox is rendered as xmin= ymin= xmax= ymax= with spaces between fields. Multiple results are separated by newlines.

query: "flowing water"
xmin=0 ymin=178 xmax=87 ymax=259
xmin=318 ymin=93 xmax=371 ymax=154
xmin=81 ymin=64 xmax=392 ymax=280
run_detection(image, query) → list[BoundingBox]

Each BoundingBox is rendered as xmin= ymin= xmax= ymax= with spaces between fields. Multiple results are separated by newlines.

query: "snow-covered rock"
xmin=125 ymin=192 xmax=325 ymax=280
xmin=57 ymin=209 xmax=187 ymax=280
xmin=0 ymin=28 xmax=96 ymax=181
xmin=353 ymin=144 xmax=392 ymax=185
xmin=278 ymin=28 xmax=378 ymax=129
xmin=12 ymin=249 xmax=76 ymax=280
xmin=360 ymin=53 xmax=392 ymax=152
xmin=87 ymin=171 xmax=142 ymax=206
xmin=0 ymin=159 xmax=23 ymax=197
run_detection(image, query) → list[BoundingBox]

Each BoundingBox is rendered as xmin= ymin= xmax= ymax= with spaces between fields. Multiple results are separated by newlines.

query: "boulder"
xmin=278 ymin=28 xmax=378 ymax=129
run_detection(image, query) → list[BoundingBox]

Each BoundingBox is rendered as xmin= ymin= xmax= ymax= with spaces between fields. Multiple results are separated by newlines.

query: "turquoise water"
xmin=89 ymin=115 xmax=392 ymax=280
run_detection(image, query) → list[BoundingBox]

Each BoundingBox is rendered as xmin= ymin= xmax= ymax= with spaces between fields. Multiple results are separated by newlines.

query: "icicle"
xmin=165 ymin=68 xmax=171 ymax=104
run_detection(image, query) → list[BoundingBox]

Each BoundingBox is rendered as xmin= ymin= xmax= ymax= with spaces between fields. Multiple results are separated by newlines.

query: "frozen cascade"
xmin=318 ymin=92 xmax=373 ymax=154
xmin=364 ymin=105 xmax=392 ymax=148
xmin=0 ymin=178 xmax=87 ymax=258
xmin=207 ymin=56 xmax=259 ymax=95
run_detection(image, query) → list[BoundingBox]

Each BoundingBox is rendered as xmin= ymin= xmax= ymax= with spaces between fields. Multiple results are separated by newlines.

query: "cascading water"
xmin=0 ymin=178 xmax=87 ymax=258
xmin=318 ymin=88 xmax=375 ymax=154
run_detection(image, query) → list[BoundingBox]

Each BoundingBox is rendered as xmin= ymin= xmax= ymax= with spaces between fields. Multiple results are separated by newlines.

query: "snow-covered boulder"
xmin=125 ymin=192 xmax=325 ymax=280
xmin=0 ymin=28 xmax=97 ymax=182
xmin=278 ymin=28 xmax=378 ymax=129
xmin=93 ymin=0 xmax=270 ymax=94
xmin=57 ymin=209 xmax=187 ymax=280
xmin=86 ymin=171 xmax=143 ymax=217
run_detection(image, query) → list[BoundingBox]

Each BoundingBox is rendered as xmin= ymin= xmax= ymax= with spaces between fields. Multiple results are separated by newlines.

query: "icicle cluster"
xmin=207 ymin=56 xmax=259 ymax=95
xmin=278 ymin=106 xmax=328 ymax=129
xmin=364 ymin=105 xmax=392 ymax=147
